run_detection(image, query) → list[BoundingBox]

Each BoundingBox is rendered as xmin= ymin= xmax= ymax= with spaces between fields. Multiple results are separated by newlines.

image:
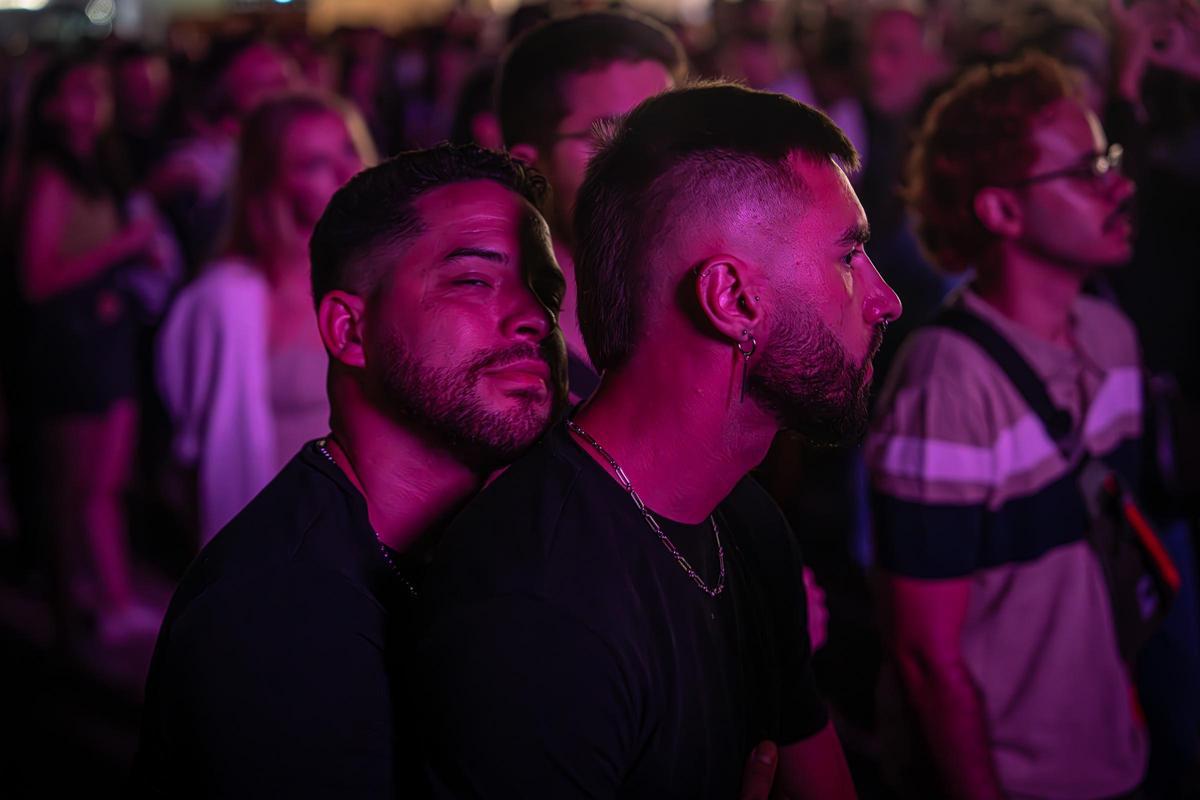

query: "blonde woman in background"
xmin=158 ymin=92 xmax=375 ymax=544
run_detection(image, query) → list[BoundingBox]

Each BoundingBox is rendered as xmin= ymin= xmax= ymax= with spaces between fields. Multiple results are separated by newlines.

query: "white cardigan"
xmin=157 ymin=258 xmax=275 ymax=544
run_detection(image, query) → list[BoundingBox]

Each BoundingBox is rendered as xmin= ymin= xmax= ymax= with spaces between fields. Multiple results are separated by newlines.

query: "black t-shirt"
xmin=133 ymin=442 xmax=415 ymax=798
xmin=415 ymin=423 xmax=828 ymax=799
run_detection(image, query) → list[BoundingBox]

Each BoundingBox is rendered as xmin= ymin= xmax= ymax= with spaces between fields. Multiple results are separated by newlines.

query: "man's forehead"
xmin=413 ymin=180 xmax=538 ymax=230
xmin=559 ymin=59 xmax=674 ymax=124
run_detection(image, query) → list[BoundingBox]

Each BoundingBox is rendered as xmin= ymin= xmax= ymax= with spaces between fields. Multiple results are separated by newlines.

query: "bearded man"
xmin=134 ymin=145 xmax=568 ymax=797
xmin=415 ymin=84 xmax=901 ymax=799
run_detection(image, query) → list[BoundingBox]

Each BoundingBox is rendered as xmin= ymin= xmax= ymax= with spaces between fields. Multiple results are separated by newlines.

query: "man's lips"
xmin=482 ymin=359 xmax=551 ymax=388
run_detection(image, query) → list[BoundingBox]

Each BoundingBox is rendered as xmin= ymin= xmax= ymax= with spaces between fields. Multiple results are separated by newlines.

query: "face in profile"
xmin=1015 ymin=98 xmax=1134 ymax=271
xmin=368 ymin=180 xmax=568 ymax=469
xmin=749 ymin=155 xmax=902 ymax=445
xmin=274 ymin=111 xmax=363 ymax=235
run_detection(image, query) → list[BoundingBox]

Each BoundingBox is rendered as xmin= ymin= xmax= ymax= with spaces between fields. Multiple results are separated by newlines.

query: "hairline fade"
xmin=574 ymin=81 xmax=858 ymax=373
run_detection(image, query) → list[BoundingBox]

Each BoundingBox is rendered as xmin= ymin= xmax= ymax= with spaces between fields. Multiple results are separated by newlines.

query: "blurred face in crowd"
xmin=47 ymin=62 xmax=112 ymax=157
xmin=1013 ymin=98 xmax=1134 ymax=271
xmin=367 ymin=181 xmax=568 ymax=468
xmin=224 ymin=44 xmax=295 ymax=120
xmin=114 ymin=54 xmax=171 ymax=135
xmin=749 ymin=155 xmax=902 ymax=443
xmin=864 ymin=9 xmax=938 ymax=117
xmin=274 ymin=111 xmax=363 ymax=237
xmin=532 ymin=60 xmax=675 ymax=243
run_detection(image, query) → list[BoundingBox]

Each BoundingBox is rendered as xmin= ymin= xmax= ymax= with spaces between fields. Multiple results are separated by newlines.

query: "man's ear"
xmin=974 ymin=186 xmax=1023 ymax=239
xmin=508 ymin=142 xmax=539 ymax=167
xmin=317 ymin=290 xmax=368 ymax=369
xmin=693 ymin=255 xmax=763 ymax=344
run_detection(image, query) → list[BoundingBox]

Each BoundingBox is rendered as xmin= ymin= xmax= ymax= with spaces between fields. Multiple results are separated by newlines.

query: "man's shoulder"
xmin=163 ymin=453 xmax=381 ymax=636
xmin=427 ymin=434 xmax=585 ymax=593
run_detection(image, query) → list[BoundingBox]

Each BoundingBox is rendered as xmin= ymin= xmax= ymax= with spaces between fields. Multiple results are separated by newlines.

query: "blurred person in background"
xmin=11 ymin=52 xmax=166 ymax=644
xmin=110 ymin=42 xmax=173 ymax=186
xmin=337 ymin=27 xmax=409 ymax=157
xmin=156 ymin=92 xmax=372 ymax=546
xmin=147 ymin=37 xmax=296 ymax=273
xmin=496 ymin=9 xmax=686 ymax=401
xmin=449 ymin=63 xmax=503 ymax=151
xmin=858 ymin=0 xmax=952 ymax=370
xmin=869 ymin=53 xmax=1146 ymax=800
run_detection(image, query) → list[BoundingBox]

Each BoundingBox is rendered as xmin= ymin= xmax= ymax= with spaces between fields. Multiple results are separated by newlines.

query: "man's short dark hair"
xmin=574 ymin=82 xmax=858 ymax=373
xmin=310 ymin=144 xmax=547 ymax=306
xmin=905 ymin=53 xmax=1075 ymax=274
xmin=496 ymin=10 xmax=687 ymax=150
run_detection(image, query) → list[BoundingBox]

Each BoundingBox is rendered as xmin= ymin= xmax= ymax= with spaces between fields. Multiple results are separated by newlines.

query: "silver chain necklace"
xmin=566 ymin=420 xmax=726 ymax=598
xmin=316 ymin=438 xmax=419 ymax=599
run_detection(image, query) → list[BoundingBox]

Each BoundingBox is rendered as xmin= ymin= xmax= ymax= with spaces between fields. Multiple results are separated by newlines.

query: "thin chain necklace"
xmin=566 ymin=419 xmax=726 ymax=598
xmin=316 ymin=438 xmax=419 ymax=599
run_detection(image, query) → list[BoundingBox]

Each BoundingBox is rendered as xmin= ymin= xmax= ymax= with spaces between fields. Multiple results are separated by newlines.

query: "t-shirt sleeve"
xmin=865 ymin=330 xmax=997 ymax=579
xmin=140 ymin=565 xmax=395 ymax=798
xmin=416 ymin=593 xmax=639 ymax=799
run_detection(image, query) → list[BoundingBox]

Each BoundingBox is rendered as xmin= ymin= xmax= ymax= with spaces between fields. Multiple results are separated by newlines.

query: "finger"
xmin=738 ymin=740 xmax=778 ymax=800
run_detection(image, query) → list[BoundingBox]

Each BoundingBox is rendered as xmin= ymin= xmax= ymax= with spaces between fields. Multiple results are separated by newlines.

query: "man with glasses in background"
xmin=867 ymin=54 xmax=1146 ymax=799
xmin=495 ymin=9 xmax=686 ymax=401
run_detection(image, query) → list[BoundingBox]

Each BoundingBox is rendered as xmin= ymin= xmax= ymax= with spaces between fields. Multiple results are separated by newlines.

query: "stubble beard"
xmin=377 ymin=339 xmax=562 ymax=471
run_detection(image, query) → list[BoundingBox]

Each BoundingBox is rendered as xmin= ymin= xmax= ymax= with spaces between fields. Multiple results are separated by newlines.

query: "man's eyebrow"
xmin=442 ymin=247 xmax=508 ymax=264
xmin=837 ymin=223 xmax=871 ymax=246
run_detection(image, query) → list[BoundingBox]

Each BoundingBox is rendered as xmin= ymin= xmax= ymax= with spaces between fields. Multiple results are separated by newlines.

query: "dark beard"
xmin=377 ymin=339 xmax=566 ymax=471
xmin=749 ymin=310 xmax=882 ymax=447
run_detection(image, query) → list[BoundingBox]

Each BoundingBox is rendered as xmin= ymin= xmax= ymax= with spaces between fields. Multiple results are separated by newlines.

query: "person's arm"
xmin=20 ymin=165 xmax=152 ymax=302
xmin=880 ymin=573 xmax=1005 ymax=800
xmin=417 ymin=593 xmax=637 ymax=799
xmin=774 ymin=721 xmax=856 ymax=799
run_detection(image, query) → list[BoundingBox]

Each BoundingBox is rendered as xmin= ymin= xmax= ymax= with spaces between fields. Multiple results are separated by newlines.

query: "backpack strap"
xmin=930 ymin=306 xmax=1075 ymax=457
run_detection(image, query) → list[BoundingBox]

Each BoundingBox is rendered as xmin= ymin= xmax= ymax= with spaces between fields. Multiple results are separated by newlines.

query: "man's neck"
xmin=552 ymin=239 xmax=589 ymax=364
xmin=571 ymin=350 xmax=777 ymax=524
xmin=327 ymin=406 xmax=483 ymax=555
xmin=974 ymin=247 xmax=1086 ymax=346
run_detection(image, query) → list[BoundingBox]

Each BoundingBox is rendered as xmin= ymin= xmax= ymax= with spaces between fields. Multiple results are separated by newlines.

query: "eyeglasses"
xmin=1006 ymin=143 xmax=1124 ymax=187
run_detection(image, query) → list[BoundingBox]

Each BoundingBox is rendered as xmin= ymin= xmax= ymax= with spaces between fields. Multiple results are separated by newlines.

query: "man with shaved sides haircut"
xmin=416 ymin=84 xmax=901 ymax=798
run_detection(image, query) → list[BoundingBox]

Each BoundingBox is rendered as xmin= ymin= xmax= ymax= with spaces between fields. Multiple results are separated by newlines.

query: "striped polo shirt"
xmin=866 ymin=288 xmax=1147 ymax=799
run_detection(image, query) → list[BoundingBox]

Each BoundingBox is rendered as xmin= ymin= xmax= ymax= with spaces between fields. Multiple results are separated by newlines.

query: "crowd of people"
xmin=0 ymin=0 xmax=1198 ymax=797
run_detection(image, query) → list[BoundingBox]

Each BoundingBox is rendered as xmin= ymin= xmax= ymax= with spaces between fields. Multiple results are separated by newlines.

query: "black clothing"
xmin=27 ymin=264 xmax=139 ymax=416
xmin=416 ymin=423 xmax=828 ymax=799
xmin=134 ymin=442 xmax=412 ymax=798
